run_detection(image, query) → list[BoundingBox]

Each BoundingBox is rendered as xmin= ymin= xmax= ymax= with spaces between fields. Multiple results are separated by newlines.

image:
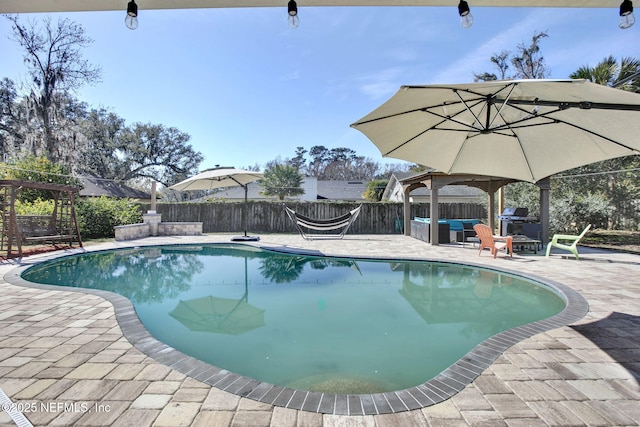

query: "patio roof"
xmin=78 ymin=173 xmax=151 ymax=200
xmin=396 ymin=170 xmax=552 ymax=245
xmin=0 ymin=0 xmax=619 ymax=14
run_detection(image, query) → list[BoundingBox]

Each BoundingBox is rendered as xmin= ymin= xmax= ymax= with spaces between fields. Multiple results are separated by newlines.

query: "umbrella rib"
xmin=487 ymin=84 xmax=518 ymax=130
xmin=450 ymin=82 xmax=519 ymax=131
xmin=505 ymin=98 xmax=640 ymax=112
xmin=544 ymin=116 xmax=640 ymax=152
xmin=403 ymin=82 xmax=514 ymax=100
xmin=351 ymin=107 xmax=434 ymax=126
xmin=228 ymin=176 xmax=243 ymax=186
xmin=453 ymin=90 xmax=486 ymax=131
xmin=383 ymin=95 xmax=509 ymax=157
xmin=487 ymin=102 xmax=562 ymax=133
xmin=384 ymin=99 xmax=507 ymax=155
xmin=423 ymin=97 xmax=491 ymax=132
xmin=492 ymin=104 xmax=639 ymax=152
xmin=383 ymin=126 xmax=441 ymax=157
xmin=490 ymin=102 xmax=539 ymax=137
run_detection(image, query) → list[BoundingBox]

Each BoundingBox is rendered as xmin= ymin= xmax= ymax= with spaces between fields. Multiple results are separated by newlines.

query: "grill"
xmin=499 ymin=207 xmax=541 ymax=239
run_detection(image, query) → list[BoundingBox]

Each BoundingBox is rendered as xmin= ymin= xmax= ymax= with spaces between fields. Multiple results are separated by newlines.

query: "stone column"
xmin=150 ymin=181 xmax=157 ymax=213
xmin=143 ymin=213 xmax=162 ymax=237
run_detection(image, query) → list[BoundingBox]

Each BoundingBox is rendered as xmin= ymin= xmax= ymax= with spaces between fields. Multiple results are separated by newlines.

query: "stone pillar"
xmin=150 ymin=181 xmax=157 ymax=213
xmin=143 ymin=213 xmax=162 ymax=237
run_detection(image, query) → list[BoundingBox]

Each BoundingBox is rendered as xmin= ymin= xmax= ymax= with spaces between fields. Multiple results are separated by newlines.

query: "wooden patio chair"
xmin=545 ymin=224 xmax=591 ymax=259
xmin=473 ymin=224 xmax=513 ymax=258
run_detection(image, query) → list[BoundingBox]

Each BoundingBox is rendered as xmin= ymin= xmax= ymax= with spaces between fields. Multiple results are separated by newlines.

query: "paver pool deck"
xmin=0 ymin=233 xmax=639 ymax=427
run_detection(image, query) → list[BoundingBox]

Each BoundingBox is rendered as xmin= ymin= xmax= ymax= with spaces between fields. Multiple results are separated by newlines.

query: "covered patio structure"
xmin=399 ymin=170 xmax=552 ymax=245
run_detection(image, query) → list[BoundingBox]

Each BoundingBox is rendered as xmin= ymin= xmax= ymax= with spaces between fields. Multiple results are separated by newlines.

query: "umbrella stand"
xmin=231 ymin=185 xmax=260 ymax=242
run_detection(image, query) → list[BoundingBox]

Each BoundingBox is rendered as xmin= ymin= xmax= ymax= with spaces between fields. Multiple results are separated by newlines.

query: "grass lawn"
xmin=582 ymin=229 xmax=640 ymax=254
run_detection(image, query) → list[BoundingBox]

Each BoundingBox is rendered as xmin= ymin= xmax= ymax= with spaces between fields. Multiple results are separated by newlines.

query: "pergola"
xmin=0 ymin=180 xmax=83 ymax=258
xmin=398 ymin=171 xmax=551 ymax=245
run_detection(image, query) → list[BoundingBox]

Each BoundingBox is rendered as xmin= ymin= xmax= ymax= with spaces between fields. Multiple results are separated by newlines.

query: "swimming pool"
xmin=12 ymin=243 xmax=588 ymax=414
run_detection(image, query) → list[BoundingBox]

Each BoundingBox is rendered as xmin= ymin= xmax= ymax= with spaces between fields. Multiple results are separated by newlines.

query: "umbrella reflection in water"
xmin=169 ymin=258 xmax=264 ymax=335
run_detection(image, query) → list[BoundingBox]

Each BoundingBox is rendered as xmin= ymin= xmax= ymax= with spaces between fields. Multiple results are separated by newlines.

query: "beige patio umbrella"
xmin=169 ymin=166 xmax=263 ymax=241
xmin=351 ymin=79 xmax=640 ymax=183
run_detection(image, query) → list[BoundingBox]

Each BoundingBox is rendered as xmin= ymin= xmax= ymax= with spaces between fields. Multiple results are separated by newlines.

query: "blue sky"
xmin=0 ymin=6 xmax=637 ymax=172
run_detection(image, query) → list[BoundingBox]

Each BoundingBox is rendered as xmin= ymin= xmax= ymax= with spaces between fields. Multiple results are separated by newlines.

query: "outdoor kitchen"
xmin=499 ymin=207 xmax=542 ymax=240
xmin=499 ymin=207 xmax=544 ymax=253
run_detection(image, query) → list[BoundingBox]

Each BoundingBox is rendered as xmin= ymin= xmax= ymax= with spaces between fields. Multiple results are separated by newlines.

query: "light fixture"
xmin=619 ymin=0 xmax=635 ymax=29
xmin=288 ymin=0 xmax=299 ymax=28
xmin=125 ymin=0 xmax=138 ymax=30
xmin=458 ymin=0 xmax=473 ymax=28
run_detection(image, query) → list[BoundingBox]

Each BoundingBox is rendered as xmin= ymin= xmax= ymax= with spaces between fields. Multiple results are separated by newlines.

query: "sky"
xmin=0 ymin=6 xmax=637 ymax=172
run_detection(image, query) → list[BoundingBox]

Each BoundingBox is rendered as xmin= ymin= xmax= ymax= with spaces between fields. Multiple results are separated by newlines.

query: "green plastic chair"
xmin=545 ymin=224 xmax=592 ymax=259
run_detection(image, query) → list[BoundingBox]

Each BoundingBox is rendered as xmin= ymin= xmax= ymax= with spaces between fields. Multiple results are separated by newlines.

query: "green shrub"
xmin=14 ymin=199 xmax=56 ymax=215
xmin=1 ymin=155 xmax=83 ymax=203
xmin=76 ymin=197 xmax=142 ymax=238
xmin=363 ymin=179 xmax=388 ymax=201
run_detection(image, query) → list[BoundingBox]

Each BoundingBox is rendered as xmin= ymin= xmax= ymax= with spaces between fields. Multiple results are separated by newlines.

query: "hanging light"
xmin=458 ymin=0 xmax=473 ymax=28
xmin=288 ymin=0 xmax=299 ymax=28
xmin=125 ymin=0 xmax=139 ymax=30
xmin=619 ymin=0 xmax=635 ymax=29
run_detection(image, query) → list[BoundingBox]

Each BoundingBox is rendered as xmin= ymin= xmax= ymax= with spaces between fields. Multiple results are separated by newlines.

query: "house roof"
xmin=203 ymin=182 xmax=264 ymax=200
xmin=411 ymin=184 xmax=484 ymax=197
xmin=383 ymin=171 xmax=484 ymax=199
xmin=192 ymin=179 xmax=368 ymax=201
xmin=317 ymin=181 xmax=366 ymax=201
xmin=78 ymin=174 xmax=151 ymax=199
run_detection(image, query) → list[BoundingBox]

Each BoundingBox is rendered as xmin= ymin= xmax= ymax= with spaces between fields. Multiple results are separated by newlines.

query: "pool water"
xmin=22 ymin=244 xmax=566 ymax=394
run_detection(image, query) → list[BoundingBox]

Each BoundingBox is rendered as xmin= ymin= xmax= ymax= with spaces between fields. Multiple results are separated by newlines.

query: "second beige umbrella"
xmin=169 ymin=167 xmax=263 ymax=241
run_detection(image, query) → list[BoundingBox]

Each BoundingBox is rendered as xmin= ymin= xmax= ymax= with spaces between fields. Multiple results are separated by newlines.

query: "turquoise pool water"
xmin=21 ymin=244 xmax=566 ymax=394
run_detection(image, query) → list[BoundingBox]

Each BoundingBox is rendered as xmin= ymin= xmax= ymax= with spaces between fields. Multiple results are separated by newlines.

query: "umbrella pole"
xmin=231 ymin=185 xmax=259 ymax=241
xmin=243 ymin=185 xmax=248 ymax=237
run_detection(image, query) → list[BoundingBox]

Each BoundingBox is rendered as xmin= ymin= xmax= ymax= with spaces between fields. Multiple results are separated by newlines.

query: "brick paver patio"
xmin=1 ymin=234 xmax=639 ymax=426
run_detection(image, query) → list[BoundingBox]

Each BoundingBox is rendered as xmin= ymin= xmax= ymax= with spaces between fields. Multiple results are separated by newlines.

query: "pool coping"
xmin=3 ymin=242 xmax=590 ymax=416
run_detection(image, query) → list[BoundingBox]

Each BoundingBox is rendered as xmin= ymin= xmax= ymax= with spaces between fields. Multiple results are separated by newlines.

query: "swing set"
xmin=0 ymin=180 xmax=82 ymax=258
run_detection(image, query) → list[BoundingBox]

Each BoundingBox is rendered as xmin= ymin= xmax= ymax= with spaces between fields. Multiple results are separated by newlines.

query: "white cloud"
xmin=280 ymin=69 xmax=301 ymax=81
xmin=356 ymin=67 xmax=405 ymax=100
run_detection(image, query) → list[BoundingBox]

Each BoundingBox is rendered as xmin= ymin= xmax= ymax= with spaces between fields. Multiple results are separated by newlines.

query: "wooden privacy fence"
xmin=142 ymin=201 xmax=486 ymax=234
